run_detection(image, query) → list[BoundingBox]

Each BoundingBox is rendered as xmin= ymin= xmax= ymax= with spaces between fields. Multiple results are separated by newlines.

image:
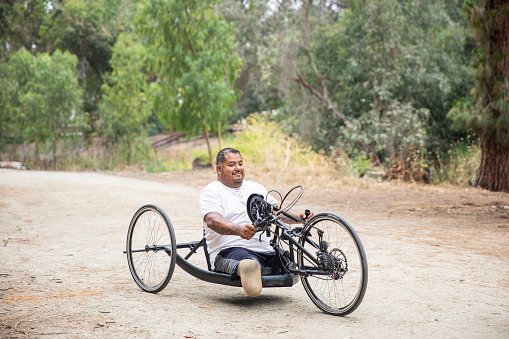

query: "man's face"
xmin=217 ymin=152 xmax=244 ymax=188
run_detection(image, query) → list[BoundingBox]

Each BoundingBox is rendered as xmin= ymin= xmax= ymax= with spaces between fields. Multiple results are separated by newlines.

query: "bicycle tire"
xmin=298 ymin=213 xmax=368 ymax=316
xmin=126 ymin=204 xmax=177 ymax=293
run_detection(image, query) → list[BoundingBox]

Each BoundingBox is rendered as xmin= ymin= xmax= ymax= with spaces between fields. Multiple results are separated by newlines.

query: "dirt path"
xmin=0 ymin=169 xmax=508 ymax=338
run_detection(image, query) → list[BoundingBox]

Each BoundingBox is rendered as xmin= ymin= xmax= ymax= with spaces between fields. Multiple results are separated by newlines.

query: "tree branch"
xmin=293 ymin=1 xmax=349 ymax=124
xmin=291 ymin=2 xmax=380 ymax=163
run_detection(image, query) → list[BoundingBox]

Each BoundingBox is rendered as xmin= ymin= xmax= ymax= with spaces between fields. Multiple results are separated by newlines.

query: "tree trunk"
xmin=203 ymin=128 xmax=214 ymax=171
xmin=53 ymin=135 xmax=57 ymax=171
xmin=476 ymin=132 xmax=509 ymax=192
xmin=476 ymin=0 xmax=509 ymax=192
xmin=35 ymin=142 xmax=40 ymax=169
xmin=217 ymin=121 xmax=222 ymax=150
xmin=22 ymin=141 xmax=28 ymax=164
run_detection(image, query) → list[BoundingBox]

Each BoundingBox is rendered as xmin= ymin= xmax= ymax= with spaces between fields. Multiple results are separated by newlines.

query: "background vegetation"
xmin=0 ymin=0 xmax=507 ymax=191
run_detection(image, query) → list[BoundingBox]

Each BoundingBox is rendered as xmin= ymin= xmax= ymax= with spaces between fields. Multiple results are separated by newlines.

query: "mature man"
xmin=199 ymin=147 xmax=311 ymax=297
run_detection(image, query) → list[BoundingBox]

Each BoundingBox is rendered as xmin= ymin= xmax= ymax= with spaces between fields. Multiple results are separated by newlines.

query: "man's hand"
xmin=298 ymin=210 xmax=314 ymax=222
xmin=237 ymin=224 xmax=257 ymax=240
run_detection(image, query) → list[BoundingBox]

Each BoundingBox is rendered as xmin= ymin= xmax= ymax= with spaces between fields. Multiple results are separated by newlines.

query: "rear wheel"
xmin=298 ymin=213 xmax=368 ymax=316
xmin=126 ymin=204 xmax=176 ymax=293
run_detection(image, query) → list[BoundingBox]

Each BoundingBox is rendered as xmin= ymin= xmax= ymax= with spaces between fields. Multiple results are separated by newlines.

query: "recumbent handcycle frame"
xmin=125 ymin=186 xmax=368 ymax=316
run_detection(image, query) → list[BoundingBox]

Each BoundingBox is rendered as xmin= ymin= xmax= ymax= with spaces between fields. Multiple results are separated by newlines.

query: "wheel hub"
xmin=318 ymin=248 xmax=347 ymax=280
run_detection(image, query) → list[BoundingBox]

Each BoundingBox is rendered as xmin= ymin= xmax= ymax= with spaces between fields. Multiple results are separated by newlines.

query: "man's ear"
xmin=216 ymin=164 xmax=221 ymax=175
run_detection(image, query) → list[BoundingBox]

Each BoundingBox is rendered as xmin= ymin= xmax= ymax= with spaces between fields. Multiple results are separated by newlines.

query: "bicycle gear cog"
xmin=321 ymin=248 xmax=347 ymax=280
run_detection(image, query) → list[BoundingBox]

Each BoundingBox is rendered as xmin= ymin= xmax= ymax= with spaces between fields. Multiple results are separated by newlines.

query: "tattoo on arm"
xmin=206 ymin=213 xmax=241 ymax=235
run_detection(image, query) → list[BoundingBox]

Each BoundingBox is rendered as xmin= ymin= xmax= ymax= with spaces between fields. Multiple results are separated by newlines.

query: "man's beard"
xmin=232 ymin=172 xmax=243 ymax=183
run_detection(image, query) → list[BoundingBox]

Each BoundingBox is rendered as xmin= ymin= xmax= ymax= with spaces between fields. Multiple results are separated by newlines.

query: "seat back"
xmin=203 ymin=230 xmax=212 ymax=271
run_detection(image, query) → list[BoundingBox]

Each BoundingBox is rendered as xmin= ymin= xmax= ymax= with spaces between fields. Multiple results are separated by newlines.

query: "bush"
xmin=431 ymin=135 xmax=481 ymax=186
xmin=386 ymin=143 xmax=429 ymax=183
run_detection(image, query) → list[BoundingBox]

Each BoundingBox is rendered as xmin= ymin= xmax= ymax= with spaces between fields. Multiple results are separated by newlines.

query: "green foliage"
xmin=219 ymin=0 xmax=291 ymax=118
xmin=0 ymin=47 xmax=85 ymax=166
xmin=0 ymin=0 xmax=47 ymax=60
xmin=143 ymin=155 xmax=188 ymax=173
xmin=351 ymin=156 xmax=372 ymax=178
xmin=0 ymin=0 xmax=487 ymax=191
xmin=337 ymin=102 xmax=429 ymax=162
xmin=447 ymin=0 xmax=509 ymax=144
xmin=38 ymin=0 xmax=141 ymax=131
xmin=136 ymin=0 xmax=242 ymax=137
xmin=98 ymin=32 xmax=151 ymax=164
xmin=281 ymin=0 xmax=474 ymax=161
xmin=229 ymin=114 xmax=329 ymax=170
xmin=430 ymin=135 xmax=481 ymax=186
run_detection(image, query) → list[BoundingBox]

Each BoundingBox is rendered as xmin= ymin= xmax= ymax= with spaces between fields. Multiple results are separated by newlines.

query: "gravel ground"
xmin=1 ymin=169 xmax=508 ymax=338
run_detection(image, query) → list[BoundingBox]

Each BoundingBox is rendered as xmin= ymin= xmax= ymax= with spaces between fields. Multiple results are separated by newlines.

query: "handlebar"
xmin=248 ymin=186 xmax=311 ymax=238
xmin=254 ymin=205 xmax=310 ymax=232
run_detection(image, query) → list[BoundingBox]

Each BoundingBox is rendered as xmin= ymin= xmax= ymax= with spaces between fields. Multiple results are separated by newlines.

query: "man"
xmin=199 ymin=147 xmax=312 ymax=297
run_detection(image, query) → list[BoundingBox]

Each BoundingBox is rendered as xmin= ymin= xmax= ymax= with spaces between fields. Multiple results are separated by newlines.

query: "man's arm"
xmin=204 ymin=212 xmax=257 ymax=240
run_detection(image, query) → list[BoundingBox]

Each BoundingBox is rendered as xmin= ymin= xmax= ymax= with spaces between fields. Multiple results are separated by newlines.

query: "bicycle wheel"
xmin=298 ymin=213 xmax=368 ymax=316
xmin=126 ymin=204 xmax=177 ymax=293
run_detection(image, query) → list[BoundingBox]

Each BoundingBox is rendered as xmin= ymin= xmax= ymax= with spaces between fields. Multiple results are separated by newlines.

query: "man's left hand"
xmin=299 ymin=210 xmax=314 ymax=222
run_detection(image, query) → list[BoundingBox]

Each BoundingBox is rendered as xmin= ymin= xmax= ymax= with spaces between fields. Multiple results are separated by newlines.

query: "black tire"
xmin=126 ymin=204 xmax=177 ymax=293
xmin=298 ymin=213 xmax=368 ymax=316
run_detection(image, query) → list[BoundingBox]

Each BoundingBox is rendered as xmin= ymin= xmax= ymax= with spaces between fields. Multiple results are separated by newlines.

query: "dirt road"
xmin=1 ymin=169 xmax=508 ymax=338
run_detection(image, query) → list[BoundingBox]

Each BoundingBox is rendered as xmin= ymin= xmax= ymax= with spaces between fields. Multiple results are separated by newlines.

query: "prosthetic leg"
xmin=237 ymin=259 xmax=262 ymax=297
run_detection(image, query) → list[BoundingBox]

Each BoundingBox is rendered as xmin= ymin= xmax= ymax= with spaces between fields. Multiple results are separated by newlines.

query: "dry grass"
xmin=2 ymin=115 xmax=484 ymax=193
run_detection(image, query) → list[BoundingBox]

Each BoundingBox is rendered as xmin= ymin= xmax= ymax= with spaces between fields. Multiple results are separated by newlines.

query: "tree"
xmin=136 ymin=0 xmax=241 ymax=165
xmin=0 ymin=0 xmax=48 ymax=61
xmin=219 ymin=0 xmax=291 ymax=117
xmin=448 ymin=0 xmax=509 ymax=192
xmin=38 ymin=0 xmax=135 ymax=133
xmin=99 ymin=32 xmax=152 ymax=164
xmin=0 ymin=48 xmax=84 ymax=169
xmin=280 ymin=0 xmax=473 ymax=162
xmin=0 ymin=47 xmax=35 ymax=153
xmin=220 ymin=1 xmax=473 ymax=163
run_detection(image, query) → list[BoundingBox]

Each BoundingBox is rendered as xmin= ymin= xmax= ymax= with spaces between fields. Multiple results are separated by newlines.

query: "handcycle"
xmin=125 ymin=186 xmax=368 ymax=316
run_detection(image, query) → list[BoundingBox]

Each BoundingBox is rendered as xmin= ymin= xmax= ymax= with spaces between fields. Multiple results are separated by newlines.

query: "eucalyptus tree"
xmin=0 ymin=0 xmax=47 ymax=61
xmin=281 ymin=0 xmax=473 ymax=163
xmin=25 ymin=49 xmax=84 ymax=170
xmin=219 ymin=0 xmax=296 ymax=117
xmin=447 ymin=0 xmax=509 ymax=192
xmin=0 ymin=48 xmax=84 ymax=169
xmin=38 ymin=0 xmax=139 ymax=132
xmin=0 ymin=48 xmax=35 ymax=153
xmin=99 ymin=33 xmax=152 ymax=164
xmin=136 ymin=0 xmax=241 ymax=165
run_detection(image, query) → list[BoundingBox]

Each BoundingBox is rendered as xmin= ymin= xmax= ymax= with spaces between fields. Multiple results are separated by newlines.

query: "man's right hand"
xmin=237 ymin=224 xmax=257 ymax=240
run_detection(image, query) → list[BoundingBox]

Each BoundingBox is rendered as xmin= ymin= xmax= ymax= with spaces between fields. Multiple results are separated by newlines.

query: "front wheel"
xmin=298 ymin=213 xmax=368 ymax=316
xmin=126 ymin=204 xmax=177 ymax=293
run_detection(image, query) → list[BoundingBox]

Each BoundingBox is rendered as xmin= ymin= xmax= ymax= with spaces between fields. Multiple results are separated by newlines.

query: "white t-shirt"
xmin=199 ymin=180 xmax=278 ymax=268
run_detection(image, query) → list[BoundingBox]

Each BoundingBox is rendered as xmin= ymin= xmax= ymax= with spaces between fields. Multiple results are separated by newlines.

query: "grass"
xmin=430 ymin=135 xmax=481 ymax=187
xmin=1 ymin=114 xmax=483 ymax=190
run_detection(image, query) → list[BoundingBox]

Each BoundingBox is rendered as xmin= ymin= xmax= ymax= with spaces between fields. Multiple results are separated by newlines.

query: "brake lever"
xmin=254 ymin=216 xmax=272 ymax=242
xmin=254 ymin=217 xmax=264 ymax=231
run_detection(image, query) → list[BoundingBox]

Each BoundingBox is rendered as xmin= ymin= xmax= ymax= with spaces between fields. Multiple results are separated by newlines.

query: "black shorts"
xmin=214 ymin=247 xmax=275 ymax=280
